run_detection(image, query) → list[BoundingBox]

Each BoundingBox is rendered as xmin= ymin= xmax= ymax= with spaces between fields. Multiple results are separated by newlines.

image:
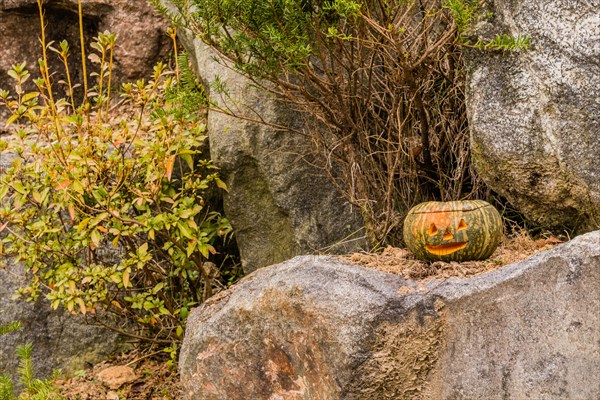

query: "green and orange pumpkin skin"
xmin=403 ymin=200 xmax=502 ymax=262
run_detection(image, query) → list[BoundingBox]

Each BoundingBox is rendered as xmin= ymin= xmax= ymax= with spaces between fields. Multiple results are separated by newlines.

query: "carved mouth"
xmin=425 ymin=242 xmax=468 ymax=256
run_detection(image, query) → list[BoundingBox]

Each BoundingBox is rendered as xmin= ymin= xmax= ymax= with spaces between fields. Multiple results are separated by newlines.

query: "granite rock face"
xmin=0 ymin=264 xmax=122 ymax=381
xmin=466 ymin=0 xmax=600 ymax=232
xmin=0 ymin=0 xmax=169 ymax=113
xmin=180 ymin=230 xmax=600 ymax=399
xmin=179 ymin=30 xmax=365 ymax=274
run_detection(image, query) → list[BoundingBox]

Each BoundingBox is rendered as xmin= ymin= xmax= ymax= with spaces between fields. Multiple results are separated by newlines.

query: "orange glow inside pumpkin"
xmin=428 ymin=223 xmax=438 ymax=235
xmin=443 ymin=227 xmax=454 ymax=241
xmin=425 ymin=241 xmax=468 ymax=256
xmin=423 ymin=217 xmax=470 ymax=256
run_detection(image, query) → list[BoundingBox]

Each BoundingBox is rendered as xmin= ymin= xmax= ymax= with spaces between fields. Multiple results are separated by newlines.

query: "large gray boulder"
xmin=180 ymin=230 xmax=600 ymax=399
xmin=0 ymin=265 xmax=122 ymax=380
xmin=178 ymin=31 xmax=365 ymax=274
xmin=466 ymin=0 xmax=600 ymax=232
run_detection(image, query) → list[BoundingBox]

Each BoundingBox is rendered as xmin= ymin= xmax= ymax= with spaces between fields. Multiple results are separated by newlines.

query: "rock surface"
xmin=0 ymin=264 xmax=122 ymax=380
xmin=0 ymin=0 xmax=169 ymax=112
xmin=180 ymin=230 xmax=600 ymax=399
xmin=466 ymin=0 xmax=600 ymax=232
xmin=179 ymin=30 xmax=365 ymax=274
xmin=96 ymin=365 xmax=137 ymax=390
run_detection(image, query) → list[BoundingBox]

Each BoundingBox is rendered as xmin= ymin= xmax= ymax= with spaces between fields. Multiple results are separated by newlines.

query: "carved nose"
xmin=443 ymin=228 xmax=454 ymax=241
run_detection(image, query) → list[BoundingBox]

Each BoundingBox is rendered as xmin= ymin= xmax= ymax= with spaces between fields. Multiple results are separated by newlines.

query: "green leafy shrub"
xmin=155 ymin=0 xmax=529 ymax=247
xmin=0 ymin=0 xmax=233 ymax=345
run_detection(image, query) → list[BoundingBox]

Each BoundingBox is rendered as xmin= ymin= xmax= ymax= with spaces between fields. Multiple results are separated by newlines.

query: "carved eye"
xmin=428 ymin=223 xmax=438 ymax=236
xmin=457 ymin=219 xmax=467 ymax=231
xmin=443 ymin=227 xmax=454 ymax=241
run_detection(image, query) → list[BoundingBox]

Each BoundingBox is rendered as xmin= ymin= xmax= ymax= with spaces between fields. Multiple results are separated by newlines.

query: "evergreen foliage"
xmin=0 ymin=321 xmax=61 ymax=400
xmin=0 ymin=321 xmax=21 ymax=336
xmin=0 ymin=375 xmax=13 ymax=400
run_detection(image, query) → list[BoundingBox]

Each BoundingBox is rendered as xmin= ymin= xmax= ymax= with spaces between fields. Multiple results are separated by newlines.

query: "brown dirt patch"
xmin=55 ymin=351 xmax=181 ymax=400
xmin=341 ymin=232 xmax=563 ymax=281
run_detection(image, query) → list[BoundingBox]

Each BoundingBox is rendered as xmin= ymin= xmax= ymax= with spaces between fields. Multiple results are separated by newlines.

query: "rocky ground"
xmin=55 ymin=351 xmax=181 ymax=400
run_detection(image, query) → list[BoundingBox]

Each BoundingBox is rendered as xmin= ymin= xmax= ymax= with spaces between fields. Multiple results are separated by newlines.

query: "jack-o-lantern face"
xmin=403 ymin=200 xmax=502 ymax=262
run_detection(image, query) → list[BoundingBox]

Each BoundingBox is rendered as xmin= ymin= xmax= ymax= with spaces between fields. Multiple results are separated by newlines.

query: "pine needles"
xmin=0 ymin=321 xmax=62 ymax=400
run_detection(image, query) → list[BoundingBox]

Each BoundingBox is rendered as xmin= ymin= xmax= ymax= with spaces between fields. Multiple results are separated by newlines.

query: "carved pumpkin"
xmin=403 ymin=200 xmax=502 ymax=262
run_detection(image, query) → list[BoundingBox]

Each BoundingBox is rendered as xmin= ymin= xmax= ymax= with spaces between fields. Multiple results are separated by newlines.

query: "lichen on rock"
xmin=466 ymin=0 xmax=600 ymax=232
